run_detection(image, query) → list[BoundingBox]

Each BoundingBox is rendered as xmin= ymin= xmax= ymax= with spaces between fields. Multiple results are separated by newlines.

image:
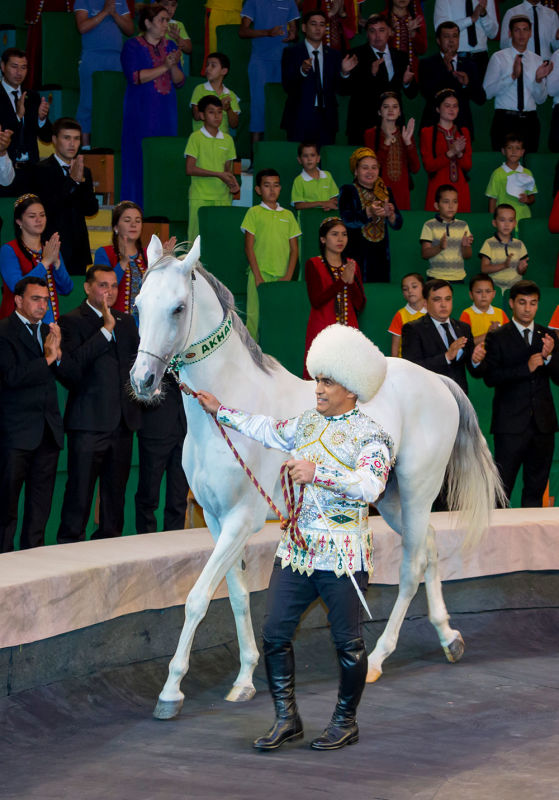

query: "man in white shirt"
xmin=433 ymin=0 xmax=498 ymax=77
xmin=483 ymin=15 xmax=552 ymax=151
xmin=500 ymin=0 xmax=559 ymax=59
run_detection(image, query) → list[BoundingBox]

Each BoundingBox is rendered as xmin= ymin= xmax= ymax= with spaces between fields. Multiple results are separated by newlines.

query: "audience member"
xmin=291 ymin=142 xmax=338 ymax=211
xmin=483 ymin=15 xmax=552 ymax=152
xmin=120 ymin=3 xmax=184 ymax=206
xmin=418 ymin=21 xmax=485 ymax=139
xmin=0 ymin=126 xmax=15 ymax=188
xmin=484 ymin=280 xmax=559 ymax=507
xmin=56 ymin=265 xmax=142 ymax=543
xmin=402 ymin=277 xmax=485 ymax=394
xmin=190 ymin=52 xmax=240 ymax=135
xmin=342 ymin=14 xmax=417 ymax=145
xmin=0 ymin=276 xmax=65 ymax=552
xmin=388 ymin=271 xmax=426 ymax=356
xmin=30 ymin=117 xmax=98 ymax=276
xmin=241 ymin=168 xmax=301 ymax=339
xmin=204 ymin=0 xmax=242 ymax=65
xmin=500 ymin=0 xmax=559 ymax=59
xmin=480 ymin=204 xmax=529 ymax=293
xmin=433 ymin=0 xmax=498 ymax=77
xmin=420 ymin=184 xmax=473 ymax=283
xmin=301 ymin=0 xmax=360 ymax=51
xmin=459 ymin=273 xmax=509 ymax=345
xmin=239 ymin=0 xmax=299 ymax=151
xmin=364 ymin=91 xmax=420 ymax=210
xmin=160 ymin=0 xmax=192 ymax=66
xmin=485 ymin=134 xmax=536 ymax=223
xmin=185 ymin=95 xmax=239 ymax=243
xmin=386 ymin=0 xmax=427 ymax=80
xmin=420 ymin=89 xmax=472 ymax=212
xmin=0 ymin=194 xmax=73 ymax=322
xmin=302 ymin=216 xmax=365 ymax=378
xmin=339 ymin=147 xmax=402 ymax=282
xmin=74 ymin=0 xmax=133 ymax=148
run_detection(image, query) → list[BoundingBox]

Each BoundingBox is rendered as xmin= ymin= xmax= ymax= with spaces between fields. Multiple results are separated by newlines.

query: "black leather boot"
xmin=253 ymin=639 xmax=303 ymax=751
xmin=311 ymin=637 xmax=367 ymax=751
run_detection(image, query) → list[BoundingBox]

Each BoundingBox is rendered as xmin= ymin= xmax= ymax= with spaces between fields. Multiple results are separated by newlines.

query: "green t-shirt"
xmin=185 ymin=128 xmax=237 ymax=202
xmin=290 ymin=170 xmax=338 ymax=205
xmin=166 ymin=19 xmax=189 ymax=65
xmin=485 ymin=164 xmax=537 ymax=223
xmin=241 ymin=203 xmax=301 ymax=278
xmin=420 ymin=216 xmax=471 ymax=281
xmin=190 ymin=82 xmax=241 ymax=134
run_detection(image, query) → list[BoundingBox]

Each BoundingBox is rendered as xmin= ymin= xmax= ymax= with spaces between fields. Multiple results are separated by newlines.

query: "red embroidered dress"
xmin=420 ymin=125 xmax=472 ymax=212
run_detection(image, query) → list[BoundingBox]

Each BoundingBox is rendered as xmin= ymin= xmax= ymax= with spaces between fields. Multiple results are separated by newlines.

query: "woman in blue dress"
xmin=120 ymin=3 xmax=184 ymax=206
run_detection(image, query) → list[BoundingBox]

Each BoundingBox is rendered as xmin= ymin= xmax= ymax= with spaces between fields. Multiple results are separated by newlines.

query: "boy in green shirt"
xmin=242 ymin=169 xmax=302 ymax=339
xmin=185 ymin=95 xmax=239 ymax=242
xmin=290 ymin=142 xmax=338 ymax=211
xmin=160 ymin=0 xmax=192 ymax=68
xmin=190 ymin=52 xmax=240 ymax=135
xmin=485 ymin=134 xmax=537 ymax=226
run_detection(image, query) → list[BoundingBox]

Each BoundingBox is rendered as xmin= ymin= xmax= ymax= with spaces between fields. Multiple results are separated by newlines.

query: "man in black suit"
xmin=30 ymin=117 xmax=98 ymax=275
xmin=56 ymin=265 xmax=142 ymax=543
xmin=484 ymin=280 xmax=559 ymax=507
xmin=402 ymin=278 xmax=486 ymax=395
xmin=0 ymin=48 xmax=51 ymax=196
xmin=341 ymin=14 xmax=417 ymax=145
xmin=418 ymin=22 xmax=486 ymax=139
xmin=0 ymin=277 xmax=65 ymax=552
xmin=281 ymin=10 xmax=350 ymax=146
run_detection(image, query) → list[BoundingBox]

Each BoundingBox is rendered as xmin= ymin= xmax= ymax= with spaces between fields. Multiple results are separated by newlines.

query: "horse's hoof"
xmin=443 ymin=633 xmax=465 ymax=664
xmin=225 ymin=683 xmax=256 ymax=703
xmin=153 ymin=697 xmax=184 ymax=720
xmin=366 ymin=667 xmax=382 ymax=683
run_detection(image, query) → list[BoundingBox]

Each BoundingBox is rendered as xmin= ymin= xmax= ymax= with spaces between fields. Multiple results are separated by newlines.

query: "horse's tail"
xmin=438 ymin=376 xmax=507 ymax=550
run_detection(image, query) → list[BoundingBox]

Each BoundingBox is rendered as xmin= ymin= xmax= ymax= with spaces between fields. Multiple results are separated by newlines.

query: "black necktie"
xmin=523 ymin=328 xmax=531 ymax=346
xmin=62 ymin=164 xmax=70 ymax=176
xmin=441 ymin=322 xmax=455 ymax=347
xmin=11 ymin=90 xmax=19 ymax=111
xmin=533 ymin=5 xmax=540 ymax=56
xmin=312 ymin=49 xmax=324 ymax=108
xmin=517 ymin=54 xmax=524 ymax=113
xmin=28 ymin=322 xmax=42 ymax=351
xmin=465 ymin=0 xmax=478 ymax=48
xmin=376 ymin=50 xmax=388 ymax=81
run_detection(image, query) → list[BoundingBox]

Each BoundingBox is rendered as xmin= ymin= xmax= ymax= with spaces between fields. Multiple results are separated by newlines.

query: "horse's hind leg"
xmin=223 ymin=556 xmax=259 ymax=702
xmin=424 ymin=525 xmax=464 ymax=663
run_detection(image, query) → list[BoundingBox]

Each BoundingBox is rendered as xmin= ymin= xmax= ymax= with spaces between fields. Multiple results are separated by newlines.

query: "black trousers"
xmin=263 ymin=558 xmax=369 ymax=648
xmin=494 ymin=422 xmax=555 ymax=508
xmin=0 ymin=427 xmax=59 ymax=552
xmin=57 ymin=422 xmax=133 ymax=543
xmin=135 ymin=434 xmax=188 ymax=533
xmin=490 ymin=109 xmax=540 ymax=153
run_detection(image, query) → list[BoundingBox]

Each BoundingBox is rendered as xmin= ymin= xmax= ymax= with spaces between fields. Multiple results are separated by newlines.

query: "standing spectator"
xmin=420 ymin=184 xmax=473 ymax=283
xmin=364 ymin=91 xmax=420 ymax=210
xmin=0 ymin=126 xmax=15 ymax=188
xmin=500 ymin=0 xmax=559 ymax=59
xmin=459 ymin=273 xmax=509 ymax=344
xmin=74 ymin=0 xmax=134 ymax=149
xmin=291 ymin=142 xmax=338 ymax=211
xmin=120 ymin=3 xmax=184 ymax=206
xmin=302 ymin=216 xmax=366 ymax=378
xmin=418 ymin=22 xmax=486 ymax=139
xmin=485 ymin=134 xmax=537 ymax=223
xmin=239 ymin=0 xmax=299 ymax=152
xmin=190 ymin=52 xmax=240 ymax=135
xmin=204 ymin=0 xmax=243 ymax=66
xmin=160 ymin=0 xmax=192 ymax=67
xmin=339 ymin=146 xmax=403 ymax=282
xmin=484 ymin=280 xmax=559 ymax=507
xmin=56 ymin=265 xmax=142 ymax=543
xmin=388 ymin=272 xmax=426 ymax=356
xmin=301 ymin=0 xmax=360 ymax=51
xmin=0 ymin=276 xmax=65 ymax=552
xmin=30 ymin=118 xmax=99 ymax=276
xmin=480 ymin=204 xmax=529 ymax=293
xmin=483 ymin=15 xmax=551 ymax=152
xmin=341 ymin=14 xmax=417 ymax=145
xmin=386 ymin=0 xmax=428 ymax=80
xmin=434 ymin=0 xmax=498 ymax=78
xmin=420 ymin=89 xmax=472 ymax=212
xmin=0 ymin=194 xmax=73 ymax=322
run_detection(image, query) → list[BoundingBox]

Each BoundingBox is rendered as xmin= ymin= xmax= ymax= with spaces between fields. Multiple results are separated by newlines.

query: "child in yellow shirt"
xmin=388 ymin=272 xmax=427 ymax=356
xmin=459 ymin=274 xmax=509 ymax=345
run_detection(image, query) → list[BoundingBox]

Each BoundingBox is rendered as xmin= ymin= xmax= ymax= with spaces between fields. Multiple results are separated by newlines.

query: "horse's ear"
xmin=147 ymin=235 xmax=163 ymax=265
xmin=180 ymin=236 xmax=201 ymax=275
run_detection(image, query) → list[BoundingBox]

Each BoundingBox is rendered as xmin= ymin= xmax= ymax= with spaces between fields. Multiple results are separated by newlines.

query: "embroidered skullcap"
xmin=306 ymin=324 xmax=387 ymax=403
xmin=349 ymin=147 xmax=377 ymax=175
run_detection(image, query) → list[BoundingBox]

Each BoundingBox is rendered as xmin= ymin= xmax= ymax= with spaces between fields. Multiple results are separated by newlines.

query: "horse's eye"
xmin=173 ymin=304 xmax=185 ymax=315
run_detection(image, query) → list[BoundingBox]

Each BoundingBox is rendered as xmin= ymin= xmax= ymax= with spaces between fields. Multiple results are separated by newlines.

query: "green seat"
xmin=258 ymin=281 xmax=310 ymax=375
xmin=319 ymin=145 xmax=354 ymax=188
xmin=517 ymin=218 xmax=556 ymax=288
xmin=298 ymin=208 xmax=332 ymax=272
xmin=91 ymin=71 xmax=126 ymax=152
xmin=0 ymin=198 xmax=15 ymax=245
xmin=216 ymin=25 xmax=251 ymax=159
xmin=185 ymin=0 xmax=206 ymax=76
xmin=524 ymin=152 xmax=555 ymax=215
xmin=264 ymin=83 xmax=287 ymax=141
xmin=176 ymin=77 xmax=203 ymax=141
xmin=198 ymin=205 xmax=248 ymax=318
xmin=359 ymin=283 xmax=409 ymax=355
xmin=469 ymin=151 xmax=502 ymax=213
xmin=142 ymin=137 xmax=190 ymax=224
xmin=252 ymin=140 xmax=300 ymax=209
xmin=42 ymin=12 xmax=80 ymax=90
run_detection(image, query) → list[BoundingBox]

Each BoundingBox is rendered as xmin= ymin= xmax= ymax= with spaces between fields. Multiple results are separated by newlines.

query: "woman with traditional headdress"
xmin=385 ymin=0 xmax=427 ymax=80
xmin=339 ymin=147 xmax=402 ymax=282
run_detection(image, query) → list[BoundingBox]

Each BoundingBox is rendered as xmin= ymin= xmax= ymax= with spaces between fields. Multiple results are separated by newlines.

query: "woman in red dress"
xmin=303 ymin=217 xmax=366 ymax=378
xmin=420 ymin=89 xmax=472 ymax=212
xmin=385 ymin=0 xmax=427 ymax=80
xmin=364 ymin=91 xmax=420 ymax=210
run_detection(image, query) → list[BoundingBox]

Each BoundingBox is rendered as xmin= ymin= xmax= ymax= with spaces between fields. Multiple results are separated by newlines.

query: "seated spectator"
xmin=433 ymin=0 xmax=498 ymax=79
xmin=0 ymin=125 xmax=15 ymax=188
xmin=160 ymin=0 xmax=192 ymax=67
xmin=30 ymin=117 xmax=99 ymax=276
xmin=418 ymin=22 xmax=485 ymax=140
xmin=420 ymin=89 xmax=472 ymax=212
xmin=483 ymin=15 xmax=552 ymax=153
xmin=388 ymin=271 xmax=426 ymax=356
xmin=190 ymin=52 xmax=240 ymax=135
xmin=420 ymin=184 xmax=473 ymax=283
xmin=302 ymin=216 xmax=365 ymax=378
xmin=485 ymin=134 xmax=536 ymax=224
xmin=364 ymin=91 xmax=420 ymax=210
xmin=185 ymin=95 xmax=239 ymax=243
xmin=500 ymin=0 xmax=559 ymax=59
xmin=339 ymin=147 xmax=402 ymax=282
xmin=459 ymin=273 xmax=509 ymax=345
xmin=74 ymin=0 xmax=133 ymax=148
xmin=241 ymin=169 xmax=301 ymax=339
xmin=291 ymin=142 xmax=338 ymax=211
xmin=0 ymin=194 xmax=73 ymax=322
xmin=386 ymin=0 xmax=427 ymax=80
xmin=480 ymin=204 xmax=529 ymax=293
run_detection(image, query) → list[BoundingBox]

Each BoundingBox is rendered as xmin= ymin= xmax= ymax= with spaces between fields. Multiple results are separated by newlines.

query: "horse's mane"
xmin=144 ymin=245 xmax=278 ymax=375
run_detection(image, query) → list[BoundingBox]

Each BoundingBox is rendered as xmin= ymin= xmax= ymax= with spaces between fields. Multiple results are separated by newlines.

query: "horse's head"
xmin=130 ymin=235 xmax=200 ymax=401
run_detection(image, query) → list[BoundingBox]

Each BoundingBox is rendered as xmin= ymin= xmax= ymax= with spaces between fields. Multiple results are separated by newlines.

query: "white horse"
xmin=130 ymin=236 xmax=504 ymax=720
